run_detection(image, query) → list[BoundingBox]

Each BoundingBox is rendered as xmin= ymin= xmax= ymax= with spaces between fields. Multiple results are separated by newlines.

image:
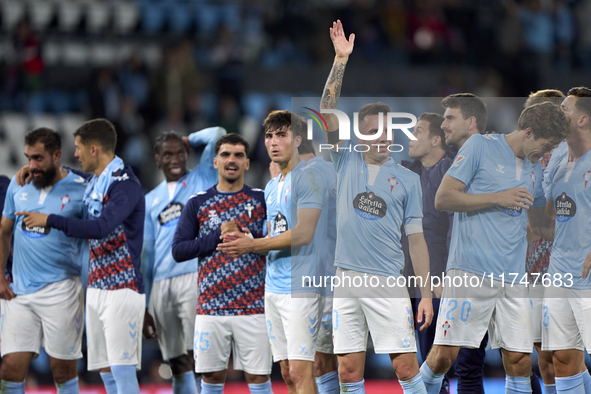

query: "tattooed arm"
xmin=321 ymin=20 xmax=355 ymax=149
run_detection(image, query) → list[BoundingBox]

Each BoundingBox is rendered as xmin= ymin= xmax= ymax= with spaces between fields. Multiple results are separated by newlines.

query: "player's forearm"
xmin=188 ymin=126 xmax=226 ymax=148
xmin=408 ymin=233 xmax=432 ymax=298
xmin=321 ymin=56 xmax=349 ymax=133
xmin=248 ymin=230 xmax=292 ymax=254
xmin=435 ymin=188 xmax=498 ymax=212
xmin=0 ymin=234 xmax=10 ymax=275
xmin=528 ymin=206 xmax=555 ymax=241
xmin=172 ymin=228 xmax=221 ymax=262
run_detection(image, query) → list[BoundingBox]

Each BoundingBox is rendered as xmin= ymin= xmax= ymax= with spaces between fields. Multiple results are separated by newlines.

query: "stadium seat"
xmin=89 ymin=43 xmax=118 ymax=67
xmin=0 ymin=113 xmax=29 ymax=167
xmin=61 ymin=42 xmax=89 ymax=66
xmin=42 ymin=41 xmax=61 ymax=66
xmin=86 ymin=2 xmax=111 ymax=35
xmin=193 ymin=4 xmax=219 ymax=37
xmin=141 ymin=44 xmax=162 ymax=68
xmin=141 ymin=2 xmax=169 ymax=34
xmin=30 ymin=113 xmax=58 ymax=132
xmin=112 ymin=2 xmax=139 ymax=35
xmin=1 ymin=0 xmax=25 ymax=32
xmin=59 ymin=113 xmax=85 ymax=164
xmin=57 ymin=0 xmax=83 ymax=33
xmin=28 ymin=0 xmax=55 ymax=33
xmin=169 ymin=3 xmax=192 ymax=34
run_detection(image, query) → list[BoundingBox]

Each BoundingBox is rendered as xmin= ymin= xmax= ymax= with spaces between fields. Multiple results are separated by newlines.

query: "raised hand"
xmin=495 ymin=187 xmax=534 ymax=210
xmin=330 ymin=20 xmax=355 ymax=59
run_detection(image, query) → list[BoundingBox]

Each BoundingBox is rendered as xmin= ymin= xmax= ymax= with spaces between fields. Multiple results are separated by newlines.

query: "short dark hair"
xmin=262 ymin=110 xmax=307 ymax=139
xmin=358 ymin=102 xmax=393 ymax=124
xmin=441 ymin=93 xmax=488 ymax=133
xmin=567 ymin=86 xmax=591 ymax=116
xmin=418 ymin=112 xmax=447 ymax=150
xmin=24 ymin=127 xmax=61 ymax=154
xmin=214 ymin=133 xmax=249 ymax=156
xmin=154 ymin=130 xmax=186 ymax=155
xmin=298 ymin=137 xmax=316 ymax=155
xmin=518 ymin=102 xmax=570 ymax=145
xmin=525 ymin=89 xmax=564 ymax=108
xmin=73 ymin=118 xmax=117 ymax=153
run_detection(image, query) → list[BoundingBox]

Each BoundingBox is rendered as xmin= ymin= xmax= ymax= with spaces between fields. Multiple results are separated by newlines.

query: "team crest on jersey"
xmin=451 ymin=155 xmax=465 ymax=168
xmin=22 ymin=221 xmax=51 ymax=238
xmin=272 ymin=212 xmax=288 ymax=235
xmin=584 ymin=170 xmax=591 ymax=189
xmin=387 ymin=177 xmax=398 ymax=192
xmin=245 ymin=203 xmax=254 ymax=218
xmin=158 ymin=202 xmax=184 ymax=227
xmin=555 ymin=192 xmax=576 ymax=222
xmin=208 ymin=209 xmax=221 ymax=226
xmin=60 ymin=195 xmax=70 ymax=211
xmin=353 ymin=192 xmax=387 ymax=220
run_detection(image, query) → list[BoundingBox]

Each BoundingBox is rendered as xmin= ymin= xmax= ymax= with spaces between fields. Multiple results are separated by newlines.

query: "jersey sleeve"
xmin=1 ymin=177 xmax=18 ymax=220
xmin=295 ymin=168 xmax=324 ymax=211
xmin=171 ymin=196 xmax=221 ymax=262
xmin=543 ymin=151 xmax=560 ymax=202
xmin=445 ymin=134 xmax=483 ymax=187
xmin=328 ymin=139 xmax=351 ymax=173
xmin=532 ymin=163 xmax=546 ymax=207
xmin=47 ymin=179 xmax=143 ymax=239
xmin=403 ymin=173 xmax=423 ymax=226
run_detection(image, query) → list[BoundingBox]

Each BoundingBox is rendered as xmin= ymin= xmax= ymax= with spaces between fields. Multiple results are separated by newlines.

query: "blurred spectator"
xmin=118 ymin=54 xmax=149 ymax=108
xmin=6 ymin=19 xmax=45 ymax=111
xmin=88 ymin=68 xmax=120 ymax=121
xmin=407 ymin=0 xmax=452 ymax=64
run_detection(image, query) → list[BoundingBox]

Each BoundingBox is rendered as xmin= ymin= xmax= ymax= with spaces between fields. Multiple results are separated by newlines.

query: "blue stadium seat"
xmin=169 ymin=3 xmax=192 ymax=34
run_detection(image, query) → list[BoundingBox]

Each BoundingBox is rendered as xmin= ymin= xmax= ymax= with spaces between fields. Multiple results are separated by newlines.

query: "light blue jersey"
xmin=446 ymin=134 xmax=545 ymax=281
xmin=309 ymin=156 xmax=337 ymax=295
xmin=544 ymin=142 xmax=591 ymax=289
xmin=2 ymin=171 xmax=87 ymax=295
xmin=329 ymin=140 xmax=423 ymax=277
xmin=143 ymin=127 xmax=225 ymax=303
xmin=265 ymin=159 xmax=328 ymax=294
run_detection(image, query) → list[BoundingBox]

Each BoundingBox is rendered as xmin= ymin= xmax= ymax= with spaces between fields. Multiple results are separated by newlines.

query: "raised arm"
xmin=321 ymin=20 xmax=355 ymax=149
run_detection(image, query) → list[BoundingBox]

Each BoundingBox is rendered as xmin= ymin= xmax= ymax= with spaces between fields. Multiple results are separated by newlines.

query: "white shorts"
xmin=433 ymin=270 xmax=532 ymax=353
xmin=264 ymin=292 xmax=322 ymax=362
xmin=332 ymin=295 xmax=416 ymax=355
xmin=316 ymin=296 xmax=334 ymax=355
xmin=86 ymin=288 xmax=145 ymax=371
xmin=542 ymin=287 xmax=591 ymax=352
xmin=0 ymin=277 xmax=83 ymax=360
xmin=149 ymin=272 xmax=198 ymax=361
xmin=193 ymin=314 xmax=272 ymax=375
xmin=529 ymin=285 xmax=544 ymax=344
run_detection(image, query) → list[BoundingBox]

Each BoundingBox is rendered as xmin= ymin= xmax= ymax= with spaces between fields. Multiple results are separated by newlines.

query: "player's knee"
xmin=337 ymin=362 xmax=362 ymax=383
xmin=393 ymin=361 xmax=418 ymax=382
xmin=202 ymin=371 xmax=226 ymax=384
xmin=503 ymin=351 xmax=531 ymax=375
xmin=427 ymin=346 xmax=456 ymax=373
xmin=313 ymin=353 xmax=336 ymax=377
xmin=50 ymin=359 xmax=77 ymax=384
xmin=0 ymin=357 xmax=28 ymax=382
xmin=280 ymin=363 xmax=294 ymax=386
xmin=288 ymin=361 xmax=313 ymax=385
